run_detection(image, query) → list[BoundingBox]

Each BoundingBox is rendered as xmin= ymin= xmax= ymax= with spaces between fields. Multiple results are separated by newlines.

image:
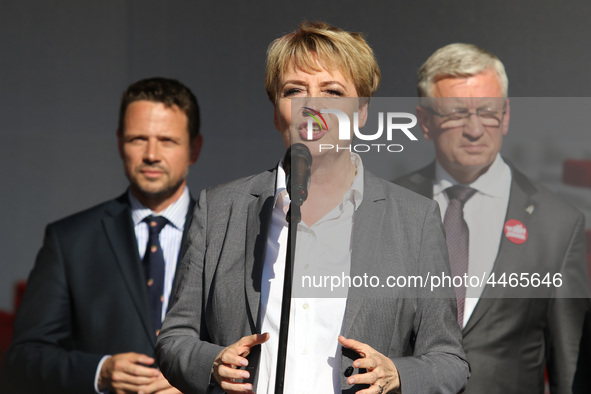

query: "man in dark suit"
xmin=395 ymin=43 xmax=591 ymax=393
xmin=5 ymin=77 xmax=202 ymax=393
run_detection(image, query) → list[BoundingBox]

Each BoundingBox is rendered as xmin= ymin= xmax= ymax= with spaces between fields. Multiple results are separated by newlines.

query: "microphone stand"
xmin=274 ymin=202 xmax=301 ymax=394
xmin=274 ymin=143 xmax=310 ymax=394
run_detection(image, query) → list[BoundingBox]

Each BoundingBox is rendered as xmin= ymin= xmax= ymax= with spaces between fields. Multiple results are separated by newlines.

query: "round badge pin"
xmin=504 ymin=219 xmax=528 ymax=244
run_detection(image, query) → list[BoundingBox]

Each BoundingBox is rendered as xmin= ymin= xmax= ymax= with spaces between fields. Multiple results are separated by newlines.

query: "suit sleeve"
xmin=390 ymin=200 xmax=470 ymax=394
xmin=545 ymin=212 xmax=591 ymax=394
xmin=156 ymin=188 xmax=225 ymax=394
xmin=5 ymin=225 xmax=103 ymax=394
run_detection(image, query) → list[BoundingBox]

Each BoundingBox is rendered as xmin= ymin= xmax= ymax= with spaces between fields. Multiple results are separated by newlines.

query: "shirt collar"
xmin=434 ymin=153 xmax=510 ymax=198
xmin=274 ymin=152 xmax=364 ymax=211
xmin=275 ymin=158 xmax=288 ymax=209
xmin=129 ymin=186 xmax=190 ymax=230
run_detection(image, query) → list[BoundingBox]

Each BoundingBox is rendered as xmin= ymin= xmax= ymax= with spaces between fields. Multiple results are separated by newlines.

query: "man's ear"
xmin=190 ymin=134 xmax=203 ymax=164
xmin=502 ymin=98 xmax=510 ymax=136
xmin=416 ymin=105 xmax=433 ymax=140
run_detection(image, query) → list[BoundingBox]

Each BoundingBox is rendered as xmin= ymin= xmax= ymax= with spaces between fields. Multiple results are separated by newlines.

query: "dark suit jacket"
xmin=395 ymin=162 xmax=591 ymax=394
xmin=156 ymin=168 xmax=470 ymax=394
xmin=5 ymin=193 xmax=195 ymax=393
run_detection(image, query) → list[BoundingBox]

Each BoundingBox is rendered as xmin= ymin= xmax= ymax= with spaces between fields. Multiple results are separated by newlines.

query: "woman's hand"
xmin=339 ymin=336 xmax=401 ymax=394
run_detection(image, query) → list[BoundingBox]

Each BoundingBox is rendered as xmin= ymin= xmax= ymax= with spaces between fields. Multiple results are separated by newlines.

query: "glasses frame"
xmin=422 ymin=102 xmax=507 ymax=129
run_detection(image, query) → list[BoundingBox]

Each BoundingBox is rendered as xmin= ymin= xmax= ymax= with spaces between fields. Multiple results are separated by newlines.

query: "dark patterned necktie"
xmin=143 ymin=215 xmax=168 ymax=336
xmin=444 ymin=185 xmax=477 ymax=328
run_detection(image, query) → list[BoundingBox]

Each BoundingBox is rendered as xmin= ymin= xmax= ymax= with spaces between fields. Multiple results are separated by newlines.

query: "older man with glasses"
xmin=395 ymin=43 xmax=591 ymax=394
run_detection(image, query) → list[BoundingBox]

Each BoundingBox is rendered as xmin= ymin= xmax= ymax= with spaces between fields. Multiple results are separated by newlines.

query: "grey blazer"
xmin=395 ymin=162 xmax=591 ymax=394
xmin=156 ymin=168 xmax=469 ymax=393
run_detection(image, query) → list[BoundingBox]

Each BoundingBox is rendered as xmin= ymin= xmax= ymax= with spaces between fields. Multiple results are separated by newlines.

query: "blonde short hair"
xmin=265 ymin=21 xmax=381 ymax=103
xmin=417 ymin=43 xmax=508 ymax=97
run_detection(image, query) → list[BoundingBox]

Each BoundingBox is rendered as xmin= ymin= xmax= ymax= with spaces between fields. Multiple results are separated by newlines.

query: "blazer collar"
xmin=463 ymin=162 xmax=539 ymax=334
xmin=244 ymin=169 xmax=277 ymax=332
xmin=342 ymin=169 xmax=388 ymax=337
xmin=248 ymin=168 xmax=389 ymax=337
xmin=400 ymin=162 xmax=435 ymax=199
xmin=169 ymin=196 xmax=197 ymax=305
xmin=102 ymin=194 xmax=155 ymax=343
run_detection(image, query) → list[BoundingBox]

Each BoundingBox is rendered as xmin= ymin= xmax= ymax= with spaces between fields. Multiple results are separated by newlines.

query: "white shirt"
xmin=433 ymin=154 xmax=511 ymax=326
xmin=129 ymin=187 xmax=190 ymax=321
xmin=257 ymin=154 xmax=364 ymax=394
xmin=94 ymin=187 xmax=190 ymax=393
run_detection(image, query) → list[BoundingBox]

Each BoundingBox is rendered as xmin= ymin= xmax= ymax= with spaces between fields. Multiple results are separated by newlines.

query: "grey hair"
xmin=417 ymin=43 xmax=508 ymax=97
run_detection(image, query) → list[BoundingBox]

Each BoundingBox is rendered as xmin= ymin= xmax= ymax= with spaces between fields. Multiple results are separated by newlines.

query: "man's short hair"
xmin=265 ymin=21 xmax=381 ymax=103
xmin=417 ymin=43 xmax=508 ymax=97
xmin=118 ymin=77 xmax=200 ymax=140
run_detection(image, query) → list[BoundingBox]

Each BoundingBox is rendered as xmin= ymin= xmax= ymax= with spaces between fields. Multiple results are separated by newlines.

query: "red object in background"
xmin=562 ymin=159 xmax=591 ymax=188
xmin=1 ymin=281 xmax=27 ymax=370
xmin=0 ymin=311 xmax=14 ymax=353
xmin=14 ymin=281 xmax=26 ymax=312
xmin=0 ymin=311 xmax=15 ymax=389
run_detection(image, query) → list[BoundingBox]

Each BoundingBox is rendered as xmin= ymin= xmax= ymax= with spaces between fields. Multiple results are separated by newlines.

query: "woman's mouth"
xmin=299 ymin=121 xmax=328 ymax=141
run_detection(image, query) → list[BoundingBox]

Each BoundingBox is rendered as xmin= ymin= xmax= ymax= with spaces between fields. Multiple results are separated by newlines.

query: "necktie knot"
xmin=146 ymin=216 xmax=168 ymax=235
xmin=445 ymin=185 xmax=477 ymax=206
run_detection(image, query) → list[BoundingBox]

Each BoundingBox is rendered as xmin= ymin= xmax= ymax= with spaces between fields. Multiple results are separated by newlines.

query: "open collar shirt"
xmin=257 ymin=154 xmax=364 ymax=394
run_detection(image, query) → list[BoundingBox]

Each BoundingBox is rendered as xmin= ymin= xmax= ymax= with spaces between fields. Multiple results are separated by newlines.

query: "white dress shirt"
xmin=433 ymin=154 xmax=511 ymax=326
xmin=257 ymin=154 xmax=364 ymax=394
xmin=129 ymin=187 xmax=190 ymax=321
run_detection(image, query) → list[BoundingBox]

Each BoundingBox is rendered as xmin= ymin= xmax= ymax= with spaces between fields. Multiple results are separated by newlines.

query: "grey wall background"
xmin=1 ymin=0 xmax=591 ymax=310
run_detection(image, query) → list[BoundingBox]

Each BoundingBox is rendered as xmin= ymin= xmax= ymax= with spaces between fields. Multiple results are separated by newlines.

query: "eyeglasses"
xmin=423 ymin=105 xmax=506 ymax=129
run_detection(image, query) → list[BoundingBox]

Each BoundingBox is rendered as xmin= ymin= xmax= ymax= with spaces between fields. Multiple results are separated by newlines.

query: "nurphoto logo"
xmin=306 ymin=108 xmax=419 ymax=153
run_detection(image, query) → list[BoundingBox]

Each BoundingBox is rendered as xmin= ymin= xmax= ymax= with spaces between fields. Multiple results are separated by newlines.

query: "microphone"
xmin=283 ymin=143 xmax=312 ymax=208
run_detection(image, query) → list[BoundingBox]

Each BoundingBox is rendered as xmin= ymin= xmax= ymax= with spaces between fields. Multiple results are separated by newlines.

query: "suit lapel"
xmin=244 ymin=170 xmax=276 ymax=332
xmin=102 ymin=195 xmax=154 ymax=343
xmin=342 ymin=171 xmax=387 ymax=337
xmin=394 ymin=162 xmax=435 ymax=199
xmin=178 ymin=197 xmax=197 ymax=262
xmin=463 ymin=165 xmax=538 ymax=335
xmin=169 ymin=197 xmax=197 ymax=298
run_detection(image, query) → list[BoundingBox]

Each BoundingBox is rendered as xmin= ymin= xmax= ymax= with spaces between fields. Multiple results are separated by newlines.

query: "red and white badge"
xmin=504 ymin=219 xmax=528 ymax=244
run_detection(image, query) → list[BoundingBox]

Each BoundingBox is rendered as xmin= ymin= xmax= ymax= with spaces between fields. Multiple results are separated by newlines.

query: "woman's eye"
xmin=283 ymin=88 xmax=302 ymax=97
xmin=326 ymin=89 xmax=344 ymax=97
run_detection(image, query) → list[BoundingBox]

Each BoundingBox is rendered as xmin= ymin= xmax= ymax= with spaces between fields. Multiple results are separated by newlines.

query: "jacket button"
xmin=344 ymin=366 xmax=354 ymax=377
